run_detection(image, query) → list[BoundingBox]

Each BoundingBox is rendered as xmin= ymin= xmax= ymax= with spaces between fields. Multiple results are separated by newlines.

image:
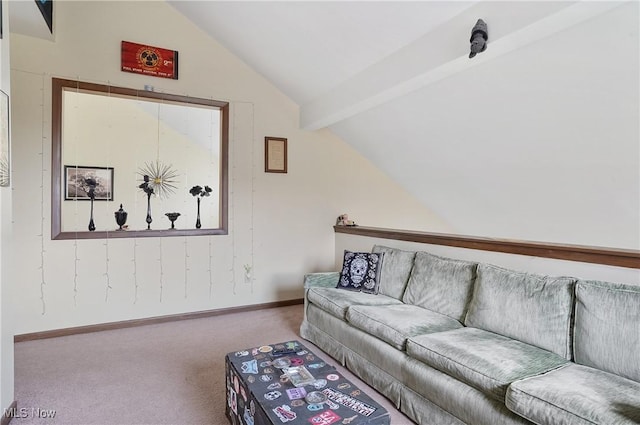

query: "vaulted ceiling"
xmin=168 ymin=1 xmax=638 ymax=249
xmin=170 ymin=1 xmax=477 ymax=106
xmin=9 ymin=1 xmax=639 ymax=249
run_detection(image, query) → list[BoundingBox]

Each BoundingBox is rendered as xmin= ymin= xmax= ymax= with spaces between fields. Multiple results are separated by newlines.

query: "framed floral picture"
xmin=64 ymin=165 xmax=114 ymax=200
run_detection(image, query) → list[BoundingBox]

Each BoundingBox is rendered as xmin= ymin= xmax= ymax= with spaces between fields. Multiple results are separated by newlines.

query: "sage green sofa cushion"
xmin=346 ymin=304 xmax=464 ymax=350
xmin=506 ymin=363 xmax=640 ymax=425
xmin=464 ymin=264 xmax=575 ymax=359
xmin=372 ymin=245 xmax=416 ymax=299
xmin=406 ymin=327 xmax=568 ymax=402
xmin=402 ymin=252 xmax=477 ymax=321
xmin=306 ymin=287 xmax=402 ymax=320
xmin=574 ymin=279 xmax=640 ymax=382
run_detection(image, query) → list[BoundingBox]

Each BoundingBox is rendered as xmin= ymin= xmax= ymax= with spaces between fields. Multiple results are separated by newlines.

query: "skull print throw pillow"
xmin=337 ymin=250 xmax=384 ymax=294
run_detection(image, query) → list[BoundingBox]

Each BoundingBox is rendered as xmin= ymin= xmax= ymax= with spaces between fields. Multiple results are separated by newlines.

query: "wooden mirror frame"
xmin=51 ymin=78 xmax=229 ymax=240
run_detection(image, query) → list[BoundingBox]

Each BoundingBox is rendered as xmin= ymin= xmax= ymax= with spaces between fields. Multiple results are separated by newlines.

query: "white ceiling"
xmin=168 ymin=1 xmax=477 ymax=105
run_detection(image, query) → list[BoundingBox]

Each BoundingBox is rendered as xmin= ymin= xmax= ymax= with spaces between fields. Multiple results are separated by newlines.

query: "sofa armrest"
xmin=304 ymin=272 xmax=339 ymax=289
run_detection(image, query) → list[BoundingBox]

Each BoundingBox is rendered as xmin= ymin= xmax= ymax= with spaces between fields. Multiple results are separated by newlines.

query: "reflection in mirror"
xmin=52 ymin=78 xmax=229 ymax=239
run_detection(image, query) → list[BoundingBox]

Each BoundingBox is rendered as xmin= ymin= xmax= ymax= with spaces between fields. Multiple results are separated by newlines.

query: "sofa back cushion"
xmin=402 ymin=251 xmax=477 ymax=322
xmin=372 ymin=245 xmax=416 ymax=299
xmin=574 ymin=279 xmax=640 ymax=382
xmin=464 ymin=264 xmax=575 ymax=360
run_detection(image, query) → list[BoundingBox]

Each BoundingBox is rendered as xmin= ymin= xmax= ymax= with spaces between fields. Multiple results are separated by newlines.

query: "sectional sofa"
xmin=299 ymin=245 xmax=640 ymax=425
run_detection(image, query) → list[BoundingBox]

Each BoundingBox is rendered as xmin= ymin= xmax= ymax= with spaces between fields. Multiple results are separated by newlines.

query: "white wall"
xmin=0 ymin=0 xmax=12 ymax=412
xmin=7 ymin=1 xmax=448 ymax=335
xmin=336 ymin=234 xmax=640 ymax=286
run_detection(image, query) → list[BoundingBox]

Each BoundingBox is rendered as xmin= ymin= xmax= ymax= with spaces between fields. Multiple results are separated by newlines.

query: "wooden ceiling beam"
xmin=300 ymin=1 xmax=624 ymax=131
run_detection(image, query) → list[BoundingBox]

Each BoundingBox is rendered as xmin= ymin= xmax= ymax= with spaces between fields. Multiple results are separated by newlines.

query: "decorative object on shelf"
xmin=165 ymin=212 xmax=181 ymax=229
xmin=86 ymin=178 xmax=97 ymax=231
xmin=469 ymin=18 xmax=488 ymax=58
xmin=64 ymin=165 xmax=114 ymax=200
xmin=137 ymin=161 xmax=179 ymax=199
xmin=114 ymin=204 xmax=128 ymax=231
xmin=336 ymin=213 xmax=356 ymax=226
xmin=189 ymin=185 xmax=212 ymax=229
xmin=265 ymin=137 xmax=287 ymax=173
xmin=138 ymin=175 xmax=154 ymax=230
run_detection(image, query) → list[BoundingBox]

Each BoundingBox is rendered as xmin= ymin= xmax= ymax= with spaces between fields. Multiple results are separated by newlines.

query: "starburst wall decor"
xmin=137 ymin=161 xmax=179 ymax=199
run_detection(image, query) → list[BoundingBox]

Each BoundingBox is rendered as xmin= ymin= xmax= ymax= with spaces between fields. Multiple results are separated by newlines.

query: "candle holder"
xmin=165 ymin=212 xmax=181 ymax=229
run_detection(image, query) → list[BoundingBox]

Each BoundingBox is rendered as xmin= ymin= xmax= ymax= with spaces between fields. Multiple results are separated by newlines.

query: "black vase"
xmin=88 ymin=197 xmax=96 ymax=231
xmin=195 ymin=197 xmax=201 ymax=229
xmin=115 ymin=204 xmax=128 ymax=230
xmin=146 ymin=192 xmax=153 ymax=230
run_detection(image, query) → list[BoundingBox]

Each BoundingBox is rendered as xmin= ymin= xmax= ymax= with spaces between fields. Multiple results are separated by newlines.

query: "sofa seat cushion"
xmin=306 ymin=287 xmax=403 ymax=320
xmin=506 ymin=363 xmax=640 ymax=425
xmin=346 ymin=304 xmax=464 ymax=351
xmin=406 ymin=327 xmax=568 ymax=402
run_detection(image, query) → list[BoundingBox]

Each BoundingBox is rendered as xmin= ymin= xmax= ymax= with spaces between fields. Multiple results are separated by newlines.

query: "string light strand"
xmin=183 ymin=105 xmax=190 ymax=300
xmin=229 ymin=103 xmax=238 ymax=295
xmin=159 ymin=238 xmax=164 ymax=302
xmin=184 ymin=237 xmax=189 ymax=299
xmin=39 ymin=76 xmax=47 ymax=315
xmin=72 ymin=78 xmax=81 ymax=307
xmin=73 ymin=240 xmax=79 ymax=306
xmin=209 ymin=236 xmax=214 ymax=299
xmin=133 ymin=239 xmax=139 ymax=304
xmin=104 ymin=82 xmax=113 ymax=302
xmin=104 ymin=240 xmax=112 ymax=301
xmin=248 ymin=102 xmax=255 ymax=293
xmin=132 ymin=90 xmax=140 ymax=304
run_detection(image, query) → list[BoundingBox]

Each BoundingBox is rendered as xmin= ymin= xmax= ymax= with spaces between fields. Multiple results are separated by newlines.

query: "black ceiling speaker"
xmin=469 ymin=19 xmax=488 ymax=58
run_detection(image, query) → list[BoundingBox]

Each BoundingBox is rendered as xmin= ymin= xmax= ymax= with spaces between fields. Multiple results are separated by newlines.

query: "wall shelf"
xmin=334 ymin=226 xmax=640 ymax=269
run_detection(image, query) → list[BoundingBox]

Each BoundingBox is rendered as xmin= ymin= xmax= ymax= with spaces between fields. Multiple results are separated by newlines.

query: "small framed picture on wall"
xmin=265 ymin=137 xmax=287 ymax=173
xmin=65 ymin=165 xmax=114 ymax=201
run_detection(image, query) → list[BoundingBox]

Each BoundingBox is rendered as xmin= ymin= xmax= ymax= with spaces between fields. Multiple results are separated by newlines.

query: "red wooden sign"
xmin=121 ymin=41 xmax=179 ymax=80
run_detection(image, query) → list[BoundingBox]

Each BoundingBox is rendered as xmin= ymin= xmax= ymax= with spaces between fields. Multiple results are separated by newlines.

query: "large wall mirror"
xmin=52 ymin=78 xmax=229 ymax=239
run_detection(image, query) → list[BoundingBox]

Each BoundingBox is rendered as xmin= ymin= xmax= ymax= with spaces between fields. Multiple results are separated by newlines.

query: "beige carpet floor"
xmin=13 ymin=304 xmax=414 ymax=425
